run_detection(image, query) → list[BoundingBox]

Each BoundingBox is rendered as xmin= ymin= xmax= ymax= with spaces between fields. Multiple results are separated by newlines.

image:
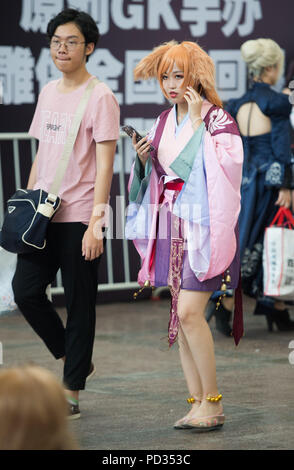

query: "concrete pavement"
xmin=1 ymin=294 xmax=294 ymax=450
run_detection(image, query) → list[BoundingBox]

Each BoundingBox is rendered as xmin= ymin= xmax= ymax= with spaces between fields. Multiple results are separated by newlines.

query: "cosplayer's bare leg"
xmin=175 ymin=326 xmax=202 ymax=425
xmin=178 ymin=325 xmax=202 ymax=399
xmin=177 ymin=290 xmax=223 ymax=421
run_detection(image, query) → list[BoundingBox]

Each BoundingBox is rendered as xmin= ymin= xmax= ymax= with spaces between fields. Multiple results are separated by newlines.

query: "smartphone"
xmin=122 ymin=125 xmax=154 ymax=151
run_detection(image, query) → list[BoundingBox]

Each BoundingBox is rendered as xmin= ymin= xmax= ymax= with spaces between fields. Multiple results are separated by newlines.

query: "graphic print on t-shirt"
xmin=40 ymin=110 xmax=74 ymax=145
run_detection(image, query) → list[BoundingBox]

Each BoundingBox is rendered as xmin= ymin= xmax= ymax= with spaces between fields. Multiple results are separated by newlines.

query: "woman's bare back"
xmin=236 ymin=102 xmax=272 ymax=136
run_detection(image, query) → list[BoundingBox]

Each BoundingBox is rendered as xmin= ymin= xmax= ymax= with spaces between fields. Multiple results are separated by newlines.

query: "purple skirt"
xmin=154 ymin=201 xmax=240 ymax=291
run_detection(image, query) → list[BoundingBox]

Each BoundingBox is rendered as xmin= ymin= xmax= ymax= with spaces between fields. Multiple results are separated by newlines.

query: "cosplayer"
xmin=125 ymin=41 xmax=243 ymax=432
xmin=212 ymin=39 xmax=294 ymax=332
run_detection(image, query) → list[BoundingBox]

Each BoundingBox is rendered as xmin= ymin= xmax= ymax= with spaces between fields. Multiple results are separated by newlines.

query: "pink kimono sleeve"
xmin=209 ymin=131 xmax=243 ymax=193
xmin=201 ymin=109 xmax=244 ymax=281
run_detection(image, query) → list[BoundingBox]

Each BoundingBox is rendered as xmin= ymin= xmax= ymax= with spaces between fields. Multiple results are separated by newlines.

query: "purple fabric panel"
xmin=182 ymin=222 xmax=240 ymax=290
xmin=150 ymin=108 xmax=172 ymax=152
xmin=204 ymin=105 xmax=240 ymax=137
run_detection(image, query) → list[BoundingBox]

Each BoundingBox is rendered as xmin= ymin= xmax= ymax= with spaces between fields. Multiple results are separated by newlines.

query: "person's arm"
xmin=128 ymin=117 xmax=160 ymax=203
xmin=81 ymin=140 xmax=116 ymax=261
xmin=132 ymin=133 xmax=152 ymax=169
xmin=267 ymin=94 xmax=292 ymax=208
xmin=184 ymin=86 xmax=203 ymax=132
xmin=27 ymin=152 xmax=39 ymax=189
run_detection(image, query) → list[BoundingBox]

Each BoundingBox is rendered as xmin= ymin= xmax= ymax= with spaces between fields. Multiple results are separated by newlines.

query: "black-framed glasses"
xmin=50 ymin=39 xmax=86 ymax=51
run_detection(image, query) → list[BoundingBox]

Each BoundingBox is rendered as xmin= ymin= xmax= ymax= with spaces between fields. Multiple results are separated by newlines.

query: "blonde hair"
xmin=0 ymin=365 xmax=78 ymax=450
xmin=134 ymin=40 xmax=222 ymax=108
xmin=241 ymin=38 xmax=284 ymax=81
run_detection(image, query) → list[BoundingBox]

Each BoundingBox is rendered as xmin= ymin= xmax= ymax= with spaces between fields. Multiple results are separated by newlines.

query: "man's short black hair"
xmin=47 ymin=8 xmax=99 ymax=62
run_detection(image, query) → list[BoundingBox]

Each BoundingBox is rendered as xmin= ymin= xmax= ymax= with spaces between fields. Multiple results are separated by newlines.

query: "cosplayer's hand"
xmin=82 ymin=226 xmax=104 ymax=261
xmin=275 ymin=188 xmax=291 ymax=209
xmin=132 ymin=132 xmax=151 ymax=167
xmin=184 ymin=86 xmax=203 ymax=125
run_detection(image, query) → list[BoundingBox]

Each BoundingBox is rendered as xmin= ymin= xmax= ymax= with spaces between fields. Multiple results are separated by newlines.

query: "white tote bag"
xmin=263 ymin=207 xmax=294 ymax=300
xmin=0 ymin=247 xmax=17 ymax=315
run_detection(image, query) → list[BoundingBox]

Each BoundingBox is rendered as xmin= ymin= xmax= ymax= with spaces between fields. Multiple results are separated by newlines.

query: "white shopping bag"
xmin=0 ymin=247 xmax=17 ymax=315
xmin=263 ymin=208 xmax=294 ymax=300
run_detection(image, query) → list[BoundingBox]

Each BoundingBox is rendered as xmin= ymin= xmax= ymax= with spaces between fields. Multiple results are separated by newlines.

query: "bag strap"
xmin=270 ymin=206 xmax=294 ymax=229
xmin=48 ymin=77 xmax=100 ymax=200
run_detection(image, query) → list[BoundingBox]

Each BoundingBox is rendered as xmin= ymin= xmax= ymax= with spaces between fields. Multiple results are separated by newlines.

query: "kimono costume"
xmin=226 ymin=82 xmax=292 ymax=299
xmin=126 ymin=100 xmax=244 ymax=345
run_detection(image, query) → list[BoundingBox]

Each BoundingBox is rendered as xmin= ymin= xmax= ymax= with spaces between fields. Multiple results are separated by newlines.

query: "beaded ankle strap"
xmin=187 ymin=396 xmax=202 ymax=404
xmin=206 ymin=393 xmax=222 ymax=403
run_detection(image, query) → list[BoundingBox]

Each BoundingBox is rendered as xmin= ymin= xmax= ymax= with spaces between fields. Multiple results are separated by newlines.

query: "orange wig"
xmin=134 ymin=41 xmax=222 ymax=108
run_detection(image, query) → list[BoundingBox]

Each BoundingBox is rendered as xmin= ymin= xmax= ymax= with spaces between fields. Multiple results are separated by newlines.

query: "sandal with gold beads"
xmin=184 ymin=394 xmax=225 ymax=432
xmin=173 ymin=396 xmax=202 ymax=429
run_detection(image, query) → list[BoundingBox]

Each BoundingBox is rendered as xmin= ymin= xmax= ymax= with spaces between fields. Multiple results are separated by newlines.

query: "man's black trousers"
xmin=12 ymin=222 xmax=100 ymax=390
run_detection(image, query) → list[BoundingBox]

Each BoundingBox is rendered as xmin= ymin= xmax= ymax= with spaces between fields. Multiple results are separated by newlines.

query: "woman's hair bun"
xmin=241 ymin=40 xmax=263 ymax=64
xmin=241 ymin=38 xmax=284 ymax=79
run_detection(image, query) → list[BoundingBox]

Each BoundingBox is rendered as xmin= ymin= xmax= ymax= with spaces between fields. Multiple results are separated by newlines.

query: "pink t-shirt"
xmin=29 ymin=75 xmax=120 ymax=223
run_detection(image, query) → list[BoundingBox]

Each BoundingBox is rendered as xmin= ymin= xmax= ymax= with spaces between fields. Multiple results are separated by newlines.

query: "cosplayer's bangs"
xmin=134 ymin=40 xmax=223 ymax=107
xmin=158 ymin=45 xmax=192 ymax=94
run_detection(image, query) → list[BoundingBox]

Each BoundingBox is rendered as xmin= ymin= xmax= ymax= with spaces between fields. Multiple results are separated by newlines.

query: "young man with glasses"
xmin=12 ymin=9 xmax=120 ymax=419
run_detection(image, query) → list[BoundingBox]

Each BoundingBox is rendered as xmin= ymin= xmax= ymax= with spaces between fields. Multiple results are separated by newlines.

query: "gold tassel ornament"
xmin=225 ymin=274 xmax=231 ymax=283
xmin=216 ymin=270 xmax=231 ymax=310
xmin=133 ymin=280 xmax=151 ymax=299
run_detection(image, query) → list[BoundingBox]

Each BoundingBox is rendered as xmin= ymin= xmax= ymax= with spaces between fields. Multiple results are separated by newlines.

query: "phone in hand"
xmin=122 ymin=125 xmax=154 ymax=151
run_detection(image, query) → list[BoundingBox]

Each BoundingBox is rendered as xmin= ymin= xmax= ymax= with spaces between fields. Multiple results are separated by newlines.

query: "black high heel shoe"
xmin=206 ymin=301 xmax=232 ymax=336
xmin=265 ymin=308 xmax=294 ymax=332
xmin=254 ymin=302 xmax=294 ymax=331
